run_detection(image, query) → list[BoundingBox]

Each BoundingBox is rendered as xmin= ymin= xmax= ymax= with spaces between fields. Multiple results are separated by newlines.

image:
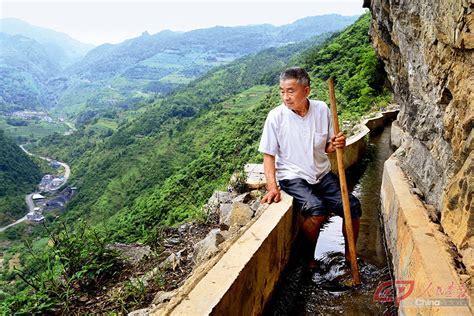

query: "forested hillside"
xmin=0 ymin=33 xmax=61 ymax=111
xmin=1 ymin=13 xmax=391 ymax=313
xmin=0 ymin=131 xmax=41 ymax=226
xmin=0 ymin=18 xmax=93 ymax=68
xmin=0 ymin=18 xmax=93 ymax=111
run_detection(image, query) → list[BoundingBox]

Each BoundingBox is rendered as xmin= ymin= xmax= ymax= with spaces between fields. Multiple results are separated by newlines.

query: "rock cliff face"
xmin=368 ymin=0 xmax=473 ymax=274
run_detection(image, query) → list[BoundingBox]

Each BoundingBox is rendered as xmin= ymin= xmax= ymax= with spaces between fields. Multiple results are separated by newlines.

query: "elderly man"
xmin=258 ymin=67 xmax=362 ymax=270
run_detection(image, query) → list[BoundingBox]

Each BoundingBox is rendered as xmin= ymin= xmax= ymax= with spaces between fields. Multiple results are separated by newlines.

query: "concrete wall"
xmin=152 ymin=192 xmax=296 ymax=315
xmin=329 ymin=110 xmax=398 ymax=173
xmin=381 ymin=157 xmax=472 ymax=315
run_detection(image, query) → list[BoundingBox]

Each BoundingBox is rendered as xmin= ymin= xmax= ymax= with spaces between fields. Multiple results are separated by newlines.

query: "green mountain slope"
xmin=0 ymin=33 xmax=61 ymax=111
xmin=0 ymin=18 xmax=94 ymax=68
xmin=0 ymin=131 xmax=41 ymax=225
xmin=30 ymin=36 xmax=330 ymax=229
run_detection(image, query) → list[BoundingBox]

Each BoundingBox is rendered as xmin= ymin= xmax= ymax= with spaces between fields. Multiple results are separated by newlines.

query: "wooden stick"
xmin=327 ymin=77 xmax=361 ymax=285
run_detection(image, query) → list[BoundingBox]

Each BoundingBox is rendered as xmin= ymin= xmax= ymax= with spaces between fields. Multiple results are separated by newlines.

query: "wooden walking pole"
xmin=327 ymin=78 xmax=361 ymax=285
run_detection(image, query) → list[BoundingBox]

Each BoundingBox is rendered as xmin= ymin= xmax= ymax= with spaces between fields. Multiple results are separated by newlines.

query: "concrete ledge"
xmin=381 ymin=157 xmax=472 ymax=315
xmin=153 ymin=192 xmax=296 ymax=315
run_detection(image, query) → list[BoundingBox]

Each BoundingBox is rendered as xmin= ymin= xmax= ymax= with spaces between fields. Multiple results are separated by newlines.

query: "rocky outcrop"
xmin=369 ymin=0 xmax=473 ymax=275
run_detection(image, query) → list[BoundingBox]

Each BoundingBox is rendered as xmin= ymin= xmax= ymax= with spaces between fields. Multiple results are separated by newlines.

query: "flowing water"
xmin=264 ymin=125 xmax=397 ymax=315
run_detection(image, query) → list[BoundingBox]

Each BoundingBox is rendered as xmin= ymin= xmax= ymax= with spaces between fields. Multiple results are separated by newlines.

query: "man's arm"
xmin=325 ymin=132 xmax=346 ymax=153
xmin=261 ymin=153 xmax=281 ymax=204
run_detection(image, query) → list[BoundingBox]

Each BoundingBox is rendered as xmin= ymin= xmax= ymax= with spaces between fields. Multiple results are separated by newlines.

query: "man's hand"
xmin=326 ymin=132 xmax=346 ymax=153
xmin=261 ymin=187 xmax=281 ymax=204
xmin=331 ymin=132 xmax=346 ymax=148
xmin=262 ymin=154 xmax=280 ymax=204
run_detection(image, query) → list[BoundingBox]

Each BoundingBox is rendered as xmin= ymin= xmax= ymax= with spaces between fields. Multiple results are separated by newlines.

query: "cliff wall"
xmin=368 ymin=0 xmax=473 ymax=275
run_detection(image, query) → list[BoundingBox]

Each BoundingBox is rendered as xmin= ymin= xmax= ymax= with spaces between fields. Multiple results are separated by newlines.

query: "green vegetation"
xmin=0 ymin=130 xmax=41 ymax=226
xmin=0 ymin=116 xmax=69 ymax=143
xmin=0 ymin=33 xmax=59 ymax=111
xmin=1 ymin=13 xmax=391 ymax=313
xmin=299 ymin=14 xmax=391 ymax=122
xmin=1 ymin=221 xmax=122 ymax=314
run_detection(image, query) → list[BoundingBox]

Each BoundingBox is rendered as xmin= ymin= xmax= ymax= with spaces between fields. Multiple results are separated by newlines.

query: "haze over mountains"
xmin=0 ymin=15 xmax=358 ymax=116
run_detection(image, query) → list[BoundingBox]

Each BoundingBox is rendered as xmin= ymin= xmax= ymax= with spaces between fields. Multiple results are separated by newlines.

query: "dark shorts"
xmin=279 ymin=172 xmax=362 ymax=219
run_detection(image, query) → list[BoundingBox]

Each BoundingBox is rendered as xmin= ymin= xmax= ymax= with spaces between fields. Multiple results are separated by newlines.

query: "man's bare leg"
xmin=302 ymin=215 xmax=326 ymax=269
xmin=342 ymin=218 xmax=360 ymax=262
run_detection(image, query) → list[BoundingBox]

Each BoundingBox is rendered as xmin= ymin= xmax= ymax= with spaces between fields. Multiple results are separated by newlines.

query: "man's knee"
xmin=304 ymin=215 xmax=326 ymax=225
xmin=302 ymin=215 xmax=326 ymax=232
xmin=301 ymin=199 xmax=326 ymax=216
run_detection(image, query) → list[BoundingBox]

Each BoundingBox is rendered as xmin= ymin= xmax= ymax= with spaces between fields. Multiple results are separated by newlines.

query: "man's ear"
xmin=305 ymin=86 xmax=311 ymax=97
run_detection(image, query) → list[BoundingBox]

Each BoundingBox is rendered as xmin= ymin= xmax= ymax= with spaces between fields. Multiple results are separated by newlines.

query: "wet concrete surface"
xmin=264 ymin=125 xmax=397 ymax=315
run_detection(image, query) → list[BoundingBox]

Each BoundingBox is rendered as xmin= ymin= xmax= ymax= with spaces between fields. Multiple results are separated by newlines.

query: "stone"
xmin=158 ymin=253 xmax=180 ymax=271
xmin=164 ymin=237 xmax=180 ymax=246
xmin=231 ymin=192 xmax=251 ymax=204
xmin=390 ymin=120 xmax=405 ymax=150
xmin=216 ymin=191 xmax=233 ymax=203
xmin=219 ymin=203 xmax=233 ymax=225
xmin=106 ymin=243 xmax=151 ymax=266
xmin=128 ymin=308 xmax=149 ymax=316
xmin=152 ymin=290 xmax=176 ymax=305
xmin=207 ymin=191 xmax=233 ymax=209
xmin=193 ymin=229 xmax=225 ymax=265
xmin=249 ymin=199 xmax=261 ymax=212
xmin=227 ymin=202 xmax=253 ymax=227
xmin=244 ymin=163 xmax=266 ymax=189
xmin=178 ymin=223 xmax=189 ymax=234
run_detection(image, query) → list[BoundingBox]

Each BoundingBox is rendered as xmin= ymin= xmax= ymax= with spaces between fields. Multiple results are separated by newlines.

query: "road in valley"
xmin=0 ymin=145 xmax=71 ymax=232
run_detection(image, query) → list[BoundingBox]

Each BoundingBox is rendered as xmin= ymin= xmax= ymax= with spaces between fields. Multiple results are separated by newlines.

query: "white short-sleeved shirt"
xmin=258 ymin=99 xmax=334 ymax=184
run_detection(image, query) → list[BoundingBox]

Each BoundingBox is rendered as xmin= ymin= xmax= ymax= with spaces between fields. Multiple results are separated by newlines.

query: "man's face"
xmin=279 ymin=79 xmax=310 ymax=109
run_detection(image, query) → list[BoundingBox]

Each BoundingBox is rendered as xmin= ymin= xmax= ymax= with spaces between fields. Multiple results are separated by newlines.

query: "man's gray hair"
xmin=279 ymin=67 xmax=310 ymax=87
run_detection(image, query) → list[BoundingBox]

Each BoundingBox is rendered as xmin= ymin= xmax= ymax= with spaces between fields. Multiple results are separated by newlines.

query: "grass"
xmin=159 ymin=73 xmax=195 ymax=84
xmin=181 ymin=85 xmax=271 ymax=150
xmin=0 ymin=117 xmax=69 ymax=143
xmin=220 ymin=85 xmax=271 ymax=113
xmin=94 ymin=118 xmax=119 ymax=131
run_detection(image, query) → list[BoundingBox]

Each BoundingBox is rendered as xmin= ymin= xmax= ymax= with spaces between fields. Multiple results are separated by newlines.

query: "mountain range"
xmin=0 ymin=15 xmax=358 ymax=116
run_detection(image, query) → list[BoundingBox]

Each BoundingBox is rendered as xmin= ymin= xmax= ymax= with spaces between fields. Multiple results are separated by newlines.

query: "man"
xmin=258 ymin=67 xmax=362 ymax=270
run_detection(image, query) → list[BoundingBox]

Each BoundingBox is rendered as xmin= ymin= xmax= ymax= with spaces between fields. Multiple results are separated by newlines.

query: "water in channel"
xmin=264 ymin=124 xmax=397 ymax=315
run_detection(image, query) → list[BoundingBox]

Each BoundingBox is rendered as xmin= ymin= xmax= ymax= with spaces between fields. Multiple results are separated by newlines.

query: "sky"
xmin=1 ymin=0 xmax=367 ymax=46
